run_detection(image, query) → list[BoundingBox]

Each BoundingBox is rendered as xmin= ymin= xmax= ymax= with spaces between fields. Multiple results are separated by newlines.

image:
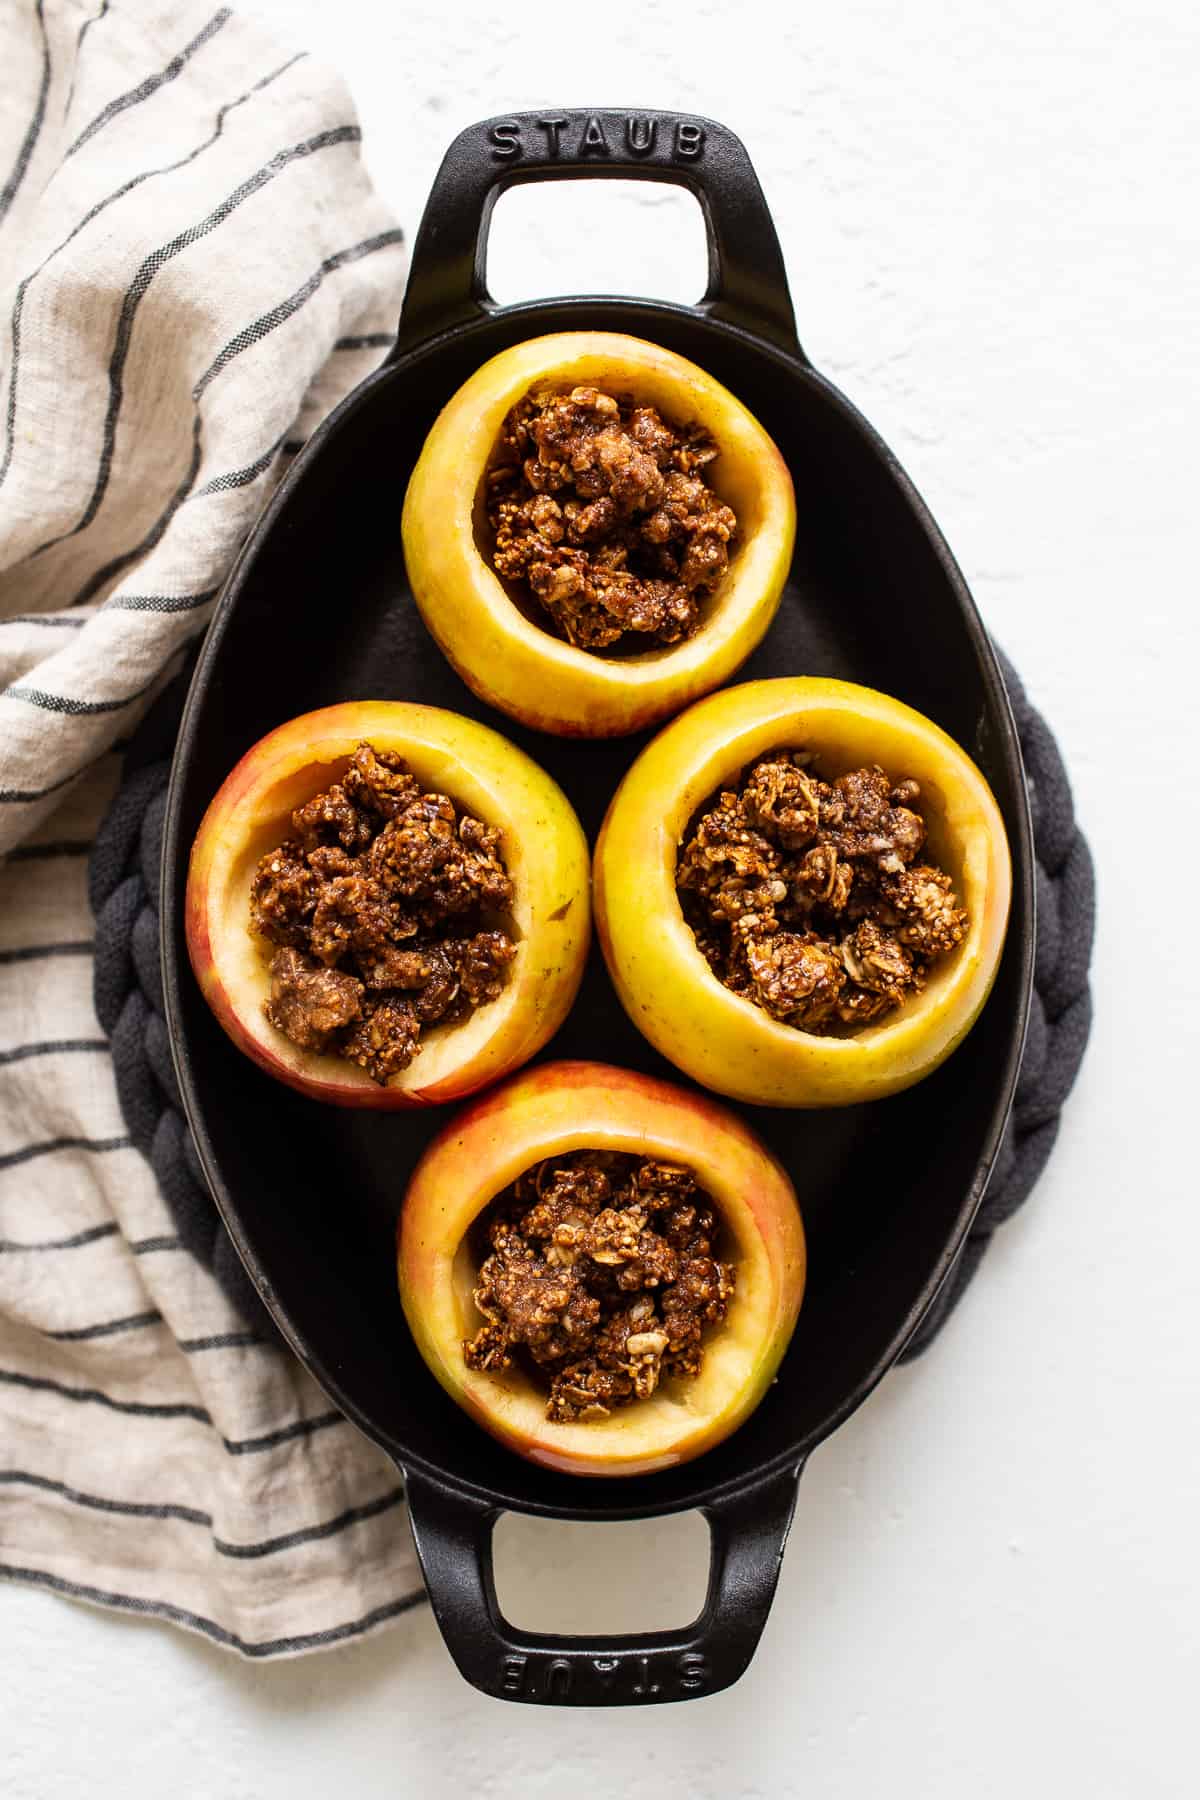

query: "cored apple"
xmin=397 ymin=1060 xmax=806 ymax=1477
xmin=594 ymin=678 xmax=1012 ymax=1107
xmin=401 ymin=332 xmax=796 ymax=738
xmin=185 ymin=702 xmax=590 ymax=1107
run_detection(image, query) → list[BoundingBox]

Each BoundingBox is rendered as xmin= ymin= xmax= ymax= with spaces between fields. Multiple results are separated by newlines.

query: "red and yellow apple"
xmin=185 ymin=702 xmax=590 ymax=1108
xmin=594 ymin=677 xmax=1012 ymax=1108
xmin=401 ymin=331 xmax=796 ymax=738
xmin=397 ymin=1060 xmax=806 ymax=1477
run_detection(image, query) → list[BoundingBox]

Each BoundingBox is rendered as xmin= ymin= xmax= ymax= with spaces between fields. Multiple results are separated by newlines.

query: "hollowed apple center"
xmin=457 ymin=1149 xmax=739 ymax=1426
xmin=243 ymin=742 xmax=521 ymax=1085
xmin=476 ymin=383 xmax=742 ymax=658
xmin=675 ymin=746 xmax=970 ymax=1039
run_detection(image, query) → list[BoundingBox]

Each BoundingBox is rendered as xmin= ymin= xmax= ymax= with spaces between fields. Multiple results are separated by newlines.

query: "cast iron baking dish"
xmin=162 ymin=110 xmax=1034 ymax=1706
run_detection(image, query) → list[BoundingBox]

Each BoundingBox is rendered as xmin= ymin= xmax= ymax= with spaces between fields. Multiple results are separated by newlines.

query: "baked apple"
xmin=401 ymin=332 xmax=796 ymax=738
xmin=186 ymin=703 xmax=589 ymax=1107
xmin=397 ymin=1061 xmax=805 ymax=1477
xmin=594 ymin=678 xmax=1011 ymax=1107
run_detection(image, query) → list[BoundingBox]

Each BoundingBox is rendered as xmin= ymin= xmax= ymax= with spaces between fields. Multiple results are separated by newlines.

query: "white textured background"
xmin=8 ymin=1 xmax=1200 ymax=1794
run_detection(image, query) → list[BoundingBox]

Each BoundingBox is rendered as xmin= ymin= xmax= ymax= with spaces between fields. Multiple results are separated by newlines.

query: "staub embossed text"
xmin=488 ymin=114 xmax=706 ymax=164
xmin=497 ymin=1649 xmax=711 ymax=1702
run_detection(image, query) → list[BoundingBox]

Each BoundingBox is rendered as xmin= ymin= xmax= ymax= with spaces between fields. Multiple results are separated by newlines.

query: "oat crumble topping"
xmin=249 ymin=742 xmax=515 ymax=1082
xmin=677 ymin=753 xmax=969 ymax=1032
xmin=464 ymin=1151 xmax=735 ymax=1423
xmin=484 ymin=385 xmax=737 ymax=653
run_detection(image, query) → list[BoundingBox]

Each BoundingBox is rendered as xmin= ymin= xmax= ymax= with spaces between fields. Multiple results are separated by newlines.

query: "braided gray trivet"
xmin=88 ymin=650 xmax=1094 ymax=1352
xmin=89 ymin=677 xmax=274 ymax=1336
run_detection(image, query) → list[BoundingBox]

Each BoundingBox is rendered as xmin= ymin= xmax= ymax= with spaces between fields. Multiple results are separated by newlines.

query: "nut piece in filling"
xmin=485 ymin=385 xmax=738 ymax=653
xmin=677 ymin=753 xmax=969 ymax=1033
xmin=463 ymin=1151 xmax=735 ymax=1424
xmin=249 ymin=741 xmax=516 ymax=1082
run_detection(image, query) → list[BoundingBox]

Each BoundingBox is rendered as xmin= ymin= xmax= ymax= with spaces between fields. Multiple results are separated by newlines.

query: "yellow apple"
xmin=402 ymin=332 xmax=796 ymax=737
xmin=398 ymin=1061 xmax=806 ymax=1476
xmin=594 ymin=678 xmax=1012 ymax=1106
xmin=186 ymin=702 xmax=589 ymax=1107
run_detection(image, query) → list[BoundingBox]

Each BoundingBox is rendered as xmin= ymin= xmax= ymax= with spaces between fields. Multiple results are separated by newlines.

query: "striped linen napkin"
xmin=0 ymin=0 xmax=424 ymax=1655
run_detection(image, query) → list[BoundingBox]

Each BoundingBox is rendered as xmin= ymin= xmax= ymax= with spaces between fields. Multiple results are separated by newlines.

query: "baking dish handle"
xmin=394 ymin=109 xmax=799 ymax=357
xmin=403 ymin=1460 xmax=804 ymax=1706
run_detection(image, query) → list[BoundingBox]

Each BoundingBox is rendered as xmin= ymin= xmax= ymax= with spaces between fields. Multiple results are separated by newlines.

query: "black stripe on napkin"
xmin=0 ymin=0 xmax=51 ymax=231
xmin=0 ymin=942 xmax=93 ymax=963
xmin=190 ymin=433 xmax=290 ymax=499
xmin=65 ymin=8 xmax=232 ymax=160
xmin=0 ymin=1134 xmax=132 ymax=1171
xmin=72 ymin=226 xmax=403 ymax=605
xmin=175 ymin=1330 xmax=265 ymax=1353
xmin=195 ymin=229 xmax=405 ymax=402
xmin=0 ymin=1222 xmax=118 ymax=1253
xmin=1 ymin=1471 xmax=405 ymax=1559
xmin=0 ymin=1037 xmax=108 ymax=1065
xmin=0 ymin=1369 xmax=209 ymax=1423
xmin=201 ymin=1409 xmax=347 ymax=1456
xmin=30 ymin=124 xmax=363 ymax=558
xmin=40 ymin=1317 xmax=267 ymax=1350
xmin=62 ymin=1 xmax=110 ymax=120
xmin=0 ymin=1470 xmax=209 ymax=1526
xmin=0 ymin=613 xmax=87 ymax=629
xmin=104 ymin=588 xmax=220 ymax=614
xmin=0 ymin=55 xmax=304 ymax=497
xmin=0 ymin=742 xmax=125 ymax=804
xmin=45 ymin=1309 xmax=162 ymax=1343
xmin=74 ymin=1 xmax=110 ymax=59
xmin=5 ymin=840 xmax=91 ymax=861
xmin=0 ymin=1371 xmax=349 ymax=1456
xmin=69 ymin=432 xmax=204 ymax=607
xmin=212 ymin=1490 xmax=405 ymax=1560
xmin=1 ymin=671 xmax=165 ymax=716
xmin=0 ymin=1565 xmax=425 ymax=1654
xmin=0 ymin=1228 xmax=185 ymax=1255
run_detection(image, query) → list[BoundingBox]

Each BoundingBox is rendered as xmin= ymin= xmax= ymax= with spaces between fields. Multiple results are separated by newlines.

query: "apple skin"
xmin=594 ymin=678 xmax=1012 ymax=1108
xmin=185 ymin=702 xmax=590 ymax=1108
xmin=397 ymin=1060 xmax=805 ymax=1478
xmin=401 ymin=332 xmax=796 ymax=739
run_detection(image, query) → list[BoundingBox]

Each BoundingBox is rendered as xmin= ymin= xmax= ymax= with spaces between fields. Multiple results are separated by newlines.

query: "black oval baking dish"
xmin=162 ymin=110 xmax=1034 ymax=1706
